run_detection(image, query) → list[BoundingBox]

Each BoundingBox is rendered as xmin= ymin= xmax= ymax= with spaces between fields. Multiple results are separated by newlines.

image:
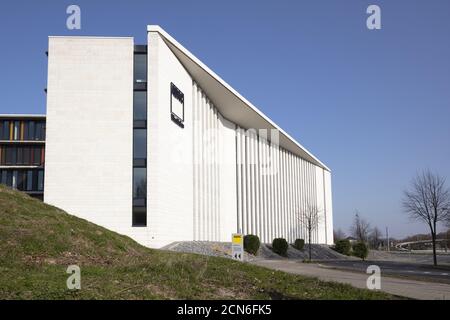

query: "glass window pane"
xmin=23 ymin=148 xmax=30 ymax=165
xmin=3 ymin=121 xmax=10 ymax=140
xmin=23 ymin=122 xmax=29 ymax=140
xmin=17 ymin=171 xmax=25 ymax=191
xmin=133 ymin=168 xmax=146 ymax=199
xmin=13 ymin=121 xmax=19 ymax=140
xmin=0 ymin=170 xmax=6 ymax=185
xmin=17 ymin=147 xmax=23 ymax=164
xmin=28 ymin=121 xmax=35 ymax=140
xmin=11 ymin=147 xmax=17 ymax=165
xmin=6 ymin=171 xmax=13 ymax=187
xmin=37 ymin=170 xmax=44 ymax=191
xmin=32 ymin=147 xmax=41 ymax=165
xmin=133 ymin=129 xmax=146 ymax=159
xmin=134 ymin=54 xmax=147 ymax=82
xmin=132 ymin=207 xmax=147 ymax=226
xmin=133 ymin=91 xmax=147 ymax=121
xmin=12 ymin=170 xmax=18 ymax=188
xmin=27 ymin=170 xmax=33 ymax=191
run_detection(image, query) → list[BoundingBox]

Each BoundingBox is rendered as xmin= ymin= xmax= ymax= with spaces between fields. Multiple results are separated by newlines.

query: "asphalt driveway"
xmin=320 ymin=260 xmax=450 ymax=284
xmin=252 ymin=259 xmax=450 ymax=300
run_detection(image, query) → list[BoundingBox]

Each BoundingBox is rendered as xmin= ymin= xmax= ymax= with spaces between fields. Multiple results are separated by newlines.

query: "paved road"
xmin=320 ymin=260 xmax=450 ymax=284
xmin=252 ymin=259 xmax=450 ymax=300
xmin=368 ymin=250 xmax=450 ymax=265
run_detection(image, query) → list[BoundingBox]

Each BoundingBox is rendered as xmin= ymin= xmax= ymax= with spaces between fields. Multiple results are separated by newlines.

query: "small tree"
xmin=334 ymin=239 xmax=351 ymax=256
xmin=333 ymin=229 xmax=346 ymax=242
xmin=350 ymin=211 xmax=371 ymax=243
xmin=370 ymin=227 xmax=382 ymax=249
xmin=403 ymin=170 xmax=450 ymax=266
xmin=298 ymin=203 xmax=321 ymax=262
xmin=353 ymin=242 xmax=369 ymax=260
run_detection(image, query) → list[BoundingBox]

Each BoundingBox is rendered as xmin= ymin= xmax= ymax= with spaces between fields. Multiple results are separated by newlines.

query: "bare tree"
xmin=370 ymin=227 xmax=382 ymax=249
xmin=298 ymin=203 xmax=321 ymax=261
xmin=350 ymin=211 xmax=371 ymax=243
xmin=333 ymin=228 xmax=346 ymax=242
xmin=403 ymin=170 xmax=450 ymax=266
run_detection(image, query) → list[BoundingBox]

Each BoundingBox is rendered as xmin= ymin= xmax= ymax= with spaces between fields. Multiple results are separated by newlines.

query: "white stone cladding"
xmin=44 ymin=37 xmax=151 ymax=244
xmin=44 ymin=29 xmax=334 ymax=249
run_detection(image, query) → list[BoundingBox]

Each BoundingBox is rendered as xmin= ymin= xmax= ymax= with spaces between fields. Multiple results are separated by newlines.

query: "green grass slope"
xmin=0 ymin=185 xmax=394 ymax=300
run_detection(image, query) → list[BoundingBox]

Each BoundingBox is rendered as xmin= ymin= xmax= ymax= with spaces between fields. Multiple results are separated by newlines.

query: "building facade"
xmin=2 ymin=26 xmax=333 ymax=248
xmin=0 ymin=115 xmax=46 ymax=200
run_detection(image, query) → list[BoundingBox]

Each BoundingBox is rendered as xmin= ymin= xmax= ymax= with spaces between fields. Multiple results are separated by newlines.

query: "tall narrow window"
xmin=37 ymin=170 xmax=44 ymax=191
xmin=26 ymin=170 xmax=33 ymax=191
xmin=133 ymin=91 xmax=147 ymax=121
xmin=134 ymin=54 xmax=147 ymax=83
xmin=0 ymin=170 xmax=6 ymax=185
xmin=133 ymin=129 xmax=147 ymax=159
xmin=28 ymin=121 xmax=35 ymax=140
xmin=132 ymin=46 xmax=147 ymax=227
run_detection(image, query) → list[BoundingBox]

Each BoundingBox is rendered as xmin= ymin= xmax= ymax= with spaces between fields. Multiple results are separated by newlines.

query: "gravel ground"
xmin=162 ymin=241 xmax=353 ymax=261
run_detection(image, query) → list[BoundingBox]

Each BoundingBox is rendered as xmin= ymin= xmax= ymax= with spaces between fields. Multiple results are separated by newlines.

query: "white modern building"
xmin=43 ymin=25 xmax=333 ymax=248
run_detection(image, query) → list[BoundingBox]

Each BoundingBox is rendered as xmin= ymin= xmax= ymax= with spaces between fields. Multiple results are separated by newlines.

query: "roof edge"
xmin=147 ymin=25 xmax=330 ymax=172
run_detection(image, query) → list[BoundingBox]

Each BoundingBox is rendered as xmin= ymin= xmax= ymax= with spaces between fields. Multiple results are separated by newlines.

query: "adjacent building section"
xmin=0 ymin=115 xmax=45 ymax=200
xmin=43 ymin=36 xmax=149 ymax=243
xmin=2 ymin=26 xmax=334 ymax=249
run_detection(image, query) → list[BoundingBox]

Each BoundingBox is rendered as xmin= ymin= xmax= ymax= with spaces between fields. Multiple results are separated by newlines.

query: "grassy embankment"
xmin=0 ymin=185 xmax=394 ymax=299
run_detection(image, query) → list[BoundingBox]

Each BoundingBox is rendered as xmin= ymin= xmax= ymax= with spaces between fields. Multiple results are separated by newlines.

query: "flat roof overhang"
xmin=148 ymin=25 xmax=330 ymax=171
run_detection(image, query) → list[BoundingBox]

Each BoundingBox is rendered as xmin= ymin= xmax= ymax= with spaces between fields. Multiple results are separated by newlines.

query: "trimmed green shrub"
xmin=243 ymin=234 xmax=260 ymax=255
xmin=293 ymin=239 xmax=305 ymax=251
xmin=272 ymin=238 xmax=289 ymax=256
xmin=334 ymin=239 xmax=351 ymax=256
xmin=352 ymin=242 xmax=369 ymax=260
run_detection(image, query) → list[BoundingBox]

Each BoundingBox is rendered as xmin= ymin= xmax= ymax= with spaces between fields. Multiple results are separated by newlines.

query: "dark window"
xmin=32 ymin=147 xmax=41 ymax=165
xmin=32 ymin=170 xmax=38 ymax=190
xmin=6 ymin=171 xmax=13 ymax=187
xmin=0 ymin=170 xmax=6 ymax=185
xmin=23 ymin=147 xmax=30 ymax=165
xmin=132 ymin=207 xmax=147 ymax=226
xmin=1 ymin=121 xmax=9 ymax=140
xmin=17 ymin=147 xmax=23 ymax=165
xmin=23 ymin=122 xmax=29 ymax=140
xmin=26 ymin=170 xmax=33 ymax=191
xmin=134 ymin=54 xmax=147 ymax=83
xmin=17 ymin=171 xmax=26 ymax=191
xmin=37 ymin=170 xmax=44 ymax=191
xmin=133 ymin=91 xmax=147 ymax=121
xmin=133 ymin=51 xmax=148 ymax=228
xmin=133 ymin=129 xmax=147 ymax=159
xmin=35 ymin=122 xmax=45 ymax=141
xmin=133 ymin=168 xmax=146 ymax=199
xmin=28 ymin=121 xmax=35 ymax=140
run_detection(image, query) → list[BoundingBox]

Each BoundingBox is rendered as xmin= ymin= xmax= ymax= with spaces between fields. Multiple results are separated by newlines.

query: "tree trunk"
xmin=308 ymin=228 xmax=312 ymax=262
xmin=432 ymin=230 xmax=437 ymax=266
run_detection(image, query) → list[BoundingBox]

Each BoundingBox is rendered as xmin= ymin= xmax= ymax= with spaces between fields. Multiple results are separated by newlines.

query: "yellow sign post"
xmin=231 ymin=233 xmax=244 ymax=261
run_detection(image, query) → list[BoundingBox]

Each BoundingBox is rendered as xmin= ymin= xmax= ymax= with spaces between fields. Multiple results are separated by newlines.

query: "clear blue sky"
xmin=1 ymin=0 xmax=449 ymax=238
